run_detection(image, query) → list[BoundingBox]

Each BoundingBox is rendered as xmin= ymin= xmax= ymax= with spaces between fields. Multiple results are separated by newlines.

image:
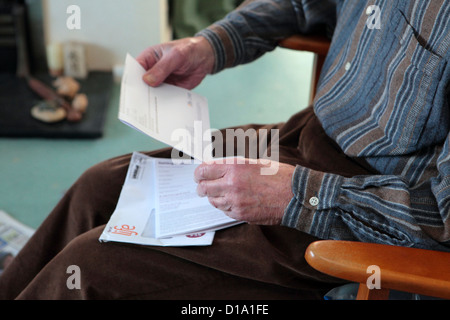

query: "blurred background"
xmin=0 ymin=0 xmax=313 ymax=229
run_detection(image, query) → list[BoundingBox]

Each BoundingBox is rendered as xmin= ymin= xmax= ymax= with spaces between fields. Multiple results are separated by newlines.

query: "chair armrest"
xmin=305 ymin=240 xmax=450 ymax=299
xmin=279 ymin=34 xmax=331 ymax=56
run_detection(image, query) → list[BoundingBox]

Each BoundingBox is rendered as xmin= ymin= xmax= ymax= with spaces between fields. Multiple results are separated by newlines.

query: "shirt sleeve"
xmin=281 ymin=134 xmax=450 ymax=252
xmin=196 ymin=0 xmax=337 ymax=73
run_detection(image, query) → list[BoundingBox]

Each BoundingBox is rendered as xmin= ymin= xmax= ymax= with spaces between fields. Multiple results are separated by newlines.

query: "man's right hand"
xmin=136 ymin=36 xmax=215 ymax=90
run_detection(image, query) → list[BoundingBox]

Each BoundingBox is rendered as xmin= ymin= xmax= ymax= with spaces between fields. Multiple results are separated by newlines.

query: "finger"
xmin=208 ymin=196 xmax=232 ymax=212
xmin=136 ymin=47 xmax=160 ymax=70
xmin=136 ymin=48 xmax=168 ymax=87
xmin=164 ymin=73 xmax=205 ymax=90
xmin=196 ymin=179 xmax=226 ymax=197
xmin=194 ymin=163 xmax=228 ymax=183
xmin=144 ymin=50 xmax=185 ymax=87
xmin=142 ymin=58 xmax=174 ymax=87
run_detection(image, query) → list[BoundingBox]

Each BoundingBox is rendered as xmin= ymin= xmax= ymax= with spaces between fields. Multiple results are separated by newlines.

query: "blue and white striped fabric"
xmin=198 ymin=0 xmax=450 ymax=251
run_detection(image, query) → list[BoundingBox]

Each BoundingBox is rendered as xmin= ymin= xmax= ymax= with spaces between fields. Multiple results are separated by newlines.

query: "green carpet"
xmin=0 ymin=47 xmax=313 ymax=229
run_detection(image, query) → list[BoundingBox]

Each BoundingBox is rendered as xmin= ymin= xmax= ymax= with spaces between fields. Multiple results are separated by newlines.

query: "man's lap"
xmin=0 ymin=107 xmax=368 ymax=299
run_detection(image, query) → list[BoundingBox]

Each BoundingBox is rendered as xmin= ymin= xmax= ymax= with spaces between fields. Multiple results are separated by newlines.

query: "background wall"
xmin=41 ymin=0 xmax=172 ymax=71
xmin=170 ymin=0 xmax=243 ymax=39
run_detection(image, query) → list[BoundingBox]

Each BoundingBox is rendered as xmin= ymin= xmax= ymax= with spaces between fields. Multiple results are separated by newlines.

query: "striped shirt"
xmin=198 ymin=0 xmax=450 ymax=251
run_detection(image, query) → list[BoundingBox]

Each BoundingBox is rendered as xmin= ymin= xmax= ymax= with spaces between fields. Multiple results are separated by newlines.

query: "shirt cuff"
xmin=281 ymin=165 xmax=343 ymax=238
xmin=196 ymin=21 xmax=244 ymax=74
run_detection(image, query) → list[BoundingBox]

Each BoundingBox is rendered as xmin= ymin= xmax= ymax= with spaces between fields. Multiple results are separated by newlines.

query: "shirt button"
xmin=345 ymin=62 xmax=352 ymax=71
xmin=309 ymin=197 xmax=319 ymax=207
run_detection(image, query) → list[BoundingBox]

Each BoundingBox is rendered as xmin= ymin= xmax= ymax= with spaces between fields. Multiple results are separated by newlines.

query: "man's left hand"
xmin=194 ymin=158 xmax=296 ymax=225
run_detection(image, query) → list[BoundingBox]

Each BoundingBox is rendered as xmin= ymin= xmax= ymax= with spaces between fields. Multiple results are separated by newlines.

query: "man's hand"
xmin=194 ymin=159 xmax=296 ymax=225
xmin=136 ymin=36 xmax=215 ymax=90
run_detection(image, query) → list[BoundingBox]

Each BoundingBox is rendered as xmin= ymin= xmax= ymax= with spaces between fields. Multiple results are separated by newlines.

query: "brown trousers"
xmin=0 ymin=107 xmax=373 ymax=300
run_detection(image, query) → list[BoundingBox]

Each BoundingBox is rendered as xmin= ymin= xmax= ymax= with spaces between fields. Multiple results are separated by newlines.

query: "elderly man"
xmin=0 ymin=0 xmax=449 ymax=299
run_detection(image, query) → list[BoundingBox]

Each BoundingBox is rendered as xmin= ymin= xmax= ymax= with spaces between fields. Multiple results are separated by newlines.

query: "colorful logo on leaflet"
xmin=186 ymin=233 xmax=205 ymax=238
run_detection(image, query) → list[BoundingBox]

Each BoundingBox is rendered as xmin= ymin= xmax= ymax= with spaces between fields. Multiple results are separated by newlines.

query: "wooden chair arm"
xmin=305 ymin=240 xmax=450 ymax=300
xmin=279 ymin=34 xmax=331 ymax=56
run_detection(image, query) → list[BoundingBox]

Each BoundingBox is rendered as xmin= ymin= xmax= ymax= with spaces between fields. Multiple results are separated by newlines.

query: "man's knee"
xmin=66 ymin=155 xmax=132 ymax=218
xmin=75 ymin=155 xmax=130 ymax=192
xmin=41 ymin=227 xmax=110 ymax=299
